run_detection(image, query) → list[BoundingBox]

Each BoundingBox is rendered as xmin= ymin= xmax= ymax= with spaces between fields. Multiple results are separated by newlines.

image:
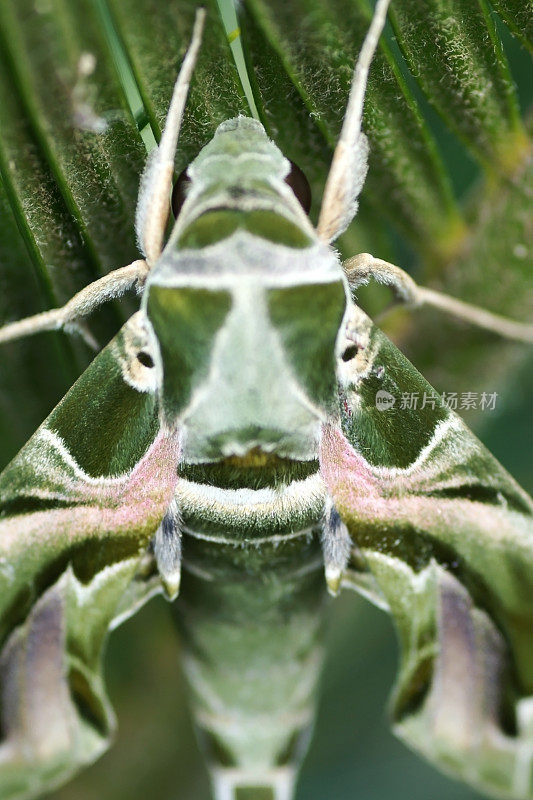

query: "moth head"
xmin=165 ymin=117 xmax=316 ymax=249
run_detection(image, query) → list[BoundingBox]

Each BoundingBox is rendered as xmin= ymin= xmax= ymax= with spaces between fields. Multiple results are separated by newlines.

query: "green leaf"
xmin=389 ymin=0 xmax=529 ymax=173
xmin=0 ymin=178 xmax=76 ymax=461
xmin=491 ymin=0 xmax=533 ymax=54
xmin=0 ymin=0 xmax=145 ymax=275
xmin=389 ymin=142 xmax=533 ymax=403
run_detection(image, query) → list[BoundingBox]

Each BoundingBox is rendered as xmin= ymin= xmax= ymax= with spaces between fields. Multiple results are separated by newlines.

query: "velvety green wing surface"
xmin=0 ymin=313 xmax=178 ymax=799
xmin=321 ymin=303 xmax=533 ymax=799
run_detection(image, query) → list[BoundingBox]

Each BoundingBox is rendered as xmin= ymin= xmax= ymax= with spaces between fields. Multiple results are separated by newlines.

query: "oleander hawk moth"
xmin=0 ymin=3 xmax=532 ymax=800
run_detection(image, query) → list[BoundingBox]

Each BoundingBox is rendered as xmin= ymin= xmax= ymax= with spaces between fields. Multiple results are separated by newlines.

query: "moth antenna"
xmin=135 ymin=7 xmax=206 ymax=265
xmin=317 ymin=0 xmax=392 ymax=243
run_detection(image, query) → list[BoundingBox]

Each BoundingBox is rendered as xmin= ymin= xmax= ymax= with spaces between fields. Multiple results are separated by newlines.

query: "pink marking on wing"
xmin=320 ymin=423 xmax=381 ymax=516
xmin=1 ymin=431 xmax=180 ymax=554
xmin=319 ymin=424 xmax=525 ymax=554
xmin=320 ymin=423 xmax=429 ymax=525
xmin=80 ymin=431 xmax=180 ymax=530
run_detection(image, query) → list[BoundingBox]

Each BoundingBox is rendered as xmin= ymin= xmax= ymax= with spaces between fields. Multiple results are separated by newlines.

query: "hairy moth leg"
xmin=0 ymin=9 xmax=206 ymax=346
xmin=0 ymin=260 xmax=148 ymax=344
xmin=317 ymin=0 xmax=392 ymax=242
xmin=344 ymin=252 xmax=533 ymax=344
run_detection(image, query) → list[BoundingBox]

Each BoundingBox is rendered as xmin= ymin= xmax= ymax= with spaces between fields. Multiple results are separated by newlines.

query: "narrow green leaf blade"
xmin=390 ymin=0 xmax=530 ymax=173
xmin=0 ymin=179 xmax=76 ymax=466
xmin=390 ymin=147 xmax=533 ymax=405
xmin=491 ymin=0 xmax=533 ymax=54
xmin=0 ymin=0 xmax=146 ymax=276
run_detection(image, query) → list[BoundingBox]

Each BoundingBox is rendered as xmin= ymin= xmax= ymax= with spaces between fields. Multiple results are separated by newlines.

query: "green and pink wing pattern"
xmin=0 ymin=314 xmax=178 ymax=798
xmin=321 ymin=303 xmax=533 ymax=799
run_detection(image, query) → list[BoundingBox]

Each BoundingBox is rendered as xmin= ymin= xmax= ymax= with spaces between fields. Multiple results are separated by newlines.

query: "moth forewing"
xmin=321 ymin=301 xmax=533 ymax=798
xmin=0 ymin=314 xmax=179 ymax=797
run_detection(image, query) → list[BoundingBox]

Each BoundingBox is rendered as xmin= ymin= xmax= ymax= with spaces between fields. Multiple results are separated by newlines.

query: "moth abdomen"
xmin=172 ymin=466 xmax=328 ymax=800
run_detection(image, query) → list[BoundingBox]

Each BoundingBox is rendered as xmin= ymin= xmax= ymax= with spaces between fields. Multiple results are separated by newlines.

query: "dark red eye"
xmin=172 ymin=160 xmax=312 ymax=218
xmin=171 ymin=168 xmax=191 ymax=218
xmin=285 ymin=159 xmax=311 ymax=214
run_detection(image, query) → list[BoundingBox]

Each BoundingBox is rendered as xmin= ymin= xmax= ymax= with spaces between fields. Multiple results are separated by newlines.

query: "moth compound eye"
xmin=137 ymin=351 xmax=155 ymax=369
xmin=172 ymin=167 xmax=191 ymax=218
xmin=285 ymin=160 xmax=312 ymax=214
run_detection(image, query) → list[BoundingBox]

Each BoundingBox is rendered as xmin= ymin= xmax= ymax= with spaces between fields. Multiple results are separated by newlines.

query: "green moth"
xmin=0 ymin=3 xmax=532 ymax=800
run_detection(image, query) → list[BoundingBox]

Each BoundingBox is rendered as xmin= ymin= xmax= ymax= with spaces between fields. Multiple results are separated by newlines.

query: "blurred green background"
xmin=0 ymin=0 xmax=531 ymax=798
